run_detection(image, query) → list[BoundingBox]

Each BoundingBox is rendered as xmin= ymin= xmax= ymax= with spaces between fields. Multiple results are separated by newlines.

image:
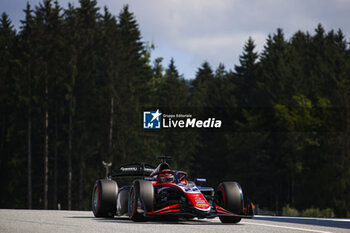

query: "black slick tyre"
xmin=128 ymin=179 xmax=154 ymax=221
xmin=92 ymin=179 xmax=118 ymax=218
xmin=216 ymin=181 xmax=243 ymax=223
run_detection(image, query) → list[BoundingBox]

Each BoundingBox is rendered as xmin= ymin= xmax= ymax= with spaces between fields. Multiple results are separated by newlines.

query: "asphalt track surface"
xmin=0 ymin=209 xmax=349 ymax=233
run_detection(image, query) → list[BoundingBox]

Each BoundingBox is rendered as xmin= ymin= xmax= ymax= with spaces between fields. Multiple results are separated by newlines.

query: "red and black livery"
xmin=92 ymin=156 xmax=253 ymax=223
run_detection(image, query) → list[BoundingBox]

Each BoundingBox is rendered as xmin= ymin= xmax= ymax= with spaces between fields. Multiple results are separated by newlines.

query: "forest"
xmin=0 ymin=0 xmax=349 ymax=217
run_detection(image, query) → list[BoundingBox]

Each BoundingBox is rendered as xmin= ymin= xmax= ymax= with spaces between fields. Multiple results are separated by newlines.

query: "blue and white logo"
xmin=143 ymin=109 xmax=162 ymax=129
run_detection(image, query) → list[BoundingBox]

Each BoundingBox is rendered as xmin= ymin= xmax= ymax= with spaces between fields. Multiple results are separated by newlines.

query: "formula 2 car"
xmin=92 ymin=156 xmax=253 ymax=223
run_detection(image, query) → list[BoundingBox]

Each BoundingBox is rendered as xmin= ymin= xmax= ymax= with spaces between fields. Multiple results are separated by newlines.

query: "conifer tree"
xmin=260 ymin=28 xmax=293 ymax=105
xmin=63 ymin=3 xmax=78 ymax=210
xmin=75 ymin=0 xmax=100 ymax=210
xmin=191 ymin=61 xmax=214 ymax=107
xmin=234 ymin=37 xmax=259 ymax=106
xmin=115 ymin=5 xmax=154 ymax=164
xmin=19 ymin=3 xmax=34 ymax=209
xmin=157 ymin=59 xmax=192 ymax=169
xmin=0 ymin=12 xmax=20 ymax=208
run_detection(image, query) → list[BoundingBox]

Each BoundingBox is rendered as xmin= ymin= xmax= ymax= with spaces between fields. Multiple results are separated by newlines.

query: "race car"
xmin=92 ymin=156 xmax=253 ymax=223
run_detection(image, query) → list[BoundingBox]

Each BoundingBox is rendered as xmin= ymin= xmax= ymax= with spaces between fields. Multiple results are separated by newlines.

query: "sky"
xmin=1 ymin=0 xmax=350 ymax=79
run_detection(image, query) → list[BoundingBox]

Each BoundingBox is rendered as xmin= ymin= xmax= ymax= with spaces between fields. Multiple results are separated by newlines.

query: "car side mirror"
xmin=144 ymin=176 xmax=156 ymax=181
xmin=195 ymin=178 xmax=206 ymax=186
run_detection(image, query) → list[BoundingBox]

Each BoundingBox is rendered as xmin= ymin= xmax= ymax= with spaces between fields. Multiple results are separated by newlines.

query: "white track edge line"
xmin=246 ymin=222 xmax=333 ymax=233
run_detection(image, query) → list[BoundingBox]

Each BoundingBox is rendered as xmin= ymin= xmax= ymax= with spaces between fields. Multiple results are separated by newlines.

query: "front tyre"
xmin=216 ymin=181 xmax=243 ymax=223
xmin=128 ymin=179 xmax=154 ymax=221
xmin=92 ymin=179 xmax=118 ymax=218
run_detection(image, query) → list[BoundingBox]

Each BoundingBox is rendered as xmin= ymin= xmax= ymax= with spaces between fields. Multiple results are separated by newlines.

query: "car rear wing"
xmin=109 ymin=163 xmax=155 ymax=178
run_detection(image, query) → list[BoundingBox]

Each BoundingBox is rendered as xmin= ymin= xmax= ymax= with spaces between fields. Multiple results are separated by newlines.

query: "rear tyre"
xmin=92 ymin=179 xmax=118 ymax=218
xmin=216 ymin=181 xmax=243 ymax=223
xmin=128 ymin=179 xmax=154 ymax=221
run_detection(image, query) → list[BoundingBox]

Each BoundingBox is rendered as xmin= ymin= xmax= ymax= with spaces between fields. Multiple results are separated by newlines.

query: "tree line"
xmin=0 ymin=0 xmax=349 ymax=217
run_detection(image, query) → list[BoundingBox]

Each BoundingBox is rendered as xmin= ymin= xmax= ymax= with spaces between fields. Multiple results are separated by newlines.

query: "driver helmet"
xmin=158 ymin=169 xmax=174 ymax=183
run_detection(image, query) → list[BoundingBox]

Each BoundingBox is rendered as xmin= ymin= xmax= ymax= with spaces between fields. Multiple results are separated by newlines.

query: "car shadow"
xmin=91 ymin=216 xmax=244 ymax=226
